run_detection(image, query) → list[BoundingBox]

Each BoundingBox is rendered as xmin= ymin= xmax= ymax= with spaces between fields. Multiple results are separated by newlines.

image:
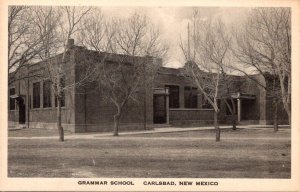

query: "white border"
xmin=0 ymin=0 xmax=299 ymax=191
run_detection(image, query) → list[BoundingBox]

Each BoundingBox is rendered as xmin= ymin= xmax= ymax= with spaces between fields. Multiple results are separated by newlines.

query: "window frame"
xmin=165 ymin=85 xmax=180 ymax=108
xmin=225 ymin=99 xmax=238 ymax=115
xmin=43 ymin=79 xmax=52 ymax=108
xmin=32 ymin=81 xmax=41 ymax=109
xmin=9 ymin=87 xmax=16 ymax=110
xmin=201 ymin=88 xmax=214 ymax=109
xmin=184 ymin=86 xmax=198 ymax=109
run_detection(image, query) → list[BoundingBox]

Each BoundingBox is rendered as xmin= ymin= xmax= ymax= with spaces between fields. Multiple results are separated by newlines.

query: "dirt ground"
xmin=8 ymin=128 xmax=291 ymax=178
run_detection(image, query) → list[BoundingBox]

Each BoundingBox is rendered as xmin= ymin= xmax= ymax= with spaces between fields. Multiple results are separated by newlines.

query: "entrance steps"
xmin=8 ymin=124 xmax=26 ymax=131
xmin=147 ymin=124 xmax=171 ymax=129
xmin=238 ymin=120 xmax=259 ymax=125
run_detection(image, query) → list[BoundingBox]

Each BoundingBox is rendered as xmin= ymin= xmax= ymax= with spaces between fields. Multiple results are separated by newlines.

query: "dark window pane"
xmin=202 ymin=96 xmax=213 ymax=109
xmin=165 ymin=85 xmax=179 ymax=108
xmin=9 ymin=88 xmax=15 ymax=110
xmin=43 ymin=80 xmax=52 ymax=108
xmin=225 ymin=99 xmax=237 ymax=115
xmin=202 ymin=88 xmax=213 ymax=109
xmin=33 ymin=82 xmax=40 ymax=108
xmin=184 ymin=86 xmax=198 ymax=108
xmin=191 ymin=87 xmax=198 ymax=108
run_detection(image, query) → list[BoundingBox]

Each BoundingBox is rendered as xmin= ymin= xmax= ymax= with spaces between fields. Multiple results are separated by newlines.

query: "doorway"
xmin=153 ymin=95 xmax=166 ymax=124
xmin=241 ymin=99 xmax=256 ymax=120
xmin=18 ymin=97 xmax=26 ymax=124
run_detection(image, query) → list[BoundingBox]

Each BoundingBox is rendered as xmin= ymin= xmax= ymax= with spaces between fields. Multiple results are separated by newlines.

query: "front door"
xmin=18 ymin=98 xmax=26 ymax=124
xmin=241 ymin=99 xmax=255 ymax=120
xmin=153 ymin=95 xmax=166 ymax=124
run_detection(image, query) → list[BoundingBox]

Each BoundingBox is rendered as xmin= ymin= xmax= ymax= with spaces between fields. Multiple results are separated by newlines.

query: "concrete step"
xmin=148 ymin=124 xmax=171 ymax=128
xmin=238 ymin=120 xmax=259 ymax=125
xmin=8 ymin=124 xmax=27 ymax=131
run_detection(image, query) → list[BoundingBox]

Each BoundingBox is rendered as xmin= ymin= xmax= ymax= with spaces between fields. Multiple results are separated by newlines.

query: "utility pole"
xmin=188 ymin=23 xmax=190 ymax=61
xmin=27 ymin=63 xmax=30 ymax=128
xmin=193 ymin=10 xmax=198 ymax=60
xmin=143 ymin=60 xmax=147 ymax=130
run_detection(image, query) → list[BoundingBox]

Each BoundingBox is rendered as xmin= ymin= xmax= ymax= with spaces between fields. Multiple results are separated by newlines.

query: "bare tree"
xmin=8 ymin=6 xmax=49 ymax=84
xmin=31 ymin=6 xmax=92 ymax=141
xmin=232 ymin=7 xmax=291 ymax=128
xmin=180 ymin=11 xmax=231 ymax=141
xmin=220 ymin=73 xmax=239 ymax=130
xmin=80 ymin=11 xmax=167 ymax=136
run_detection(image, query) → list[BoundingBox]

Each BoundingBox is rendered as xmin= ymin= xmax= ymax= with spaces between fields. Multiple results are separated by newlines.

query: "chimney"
xmin=67 ymin=39 xmax=74 ymax=49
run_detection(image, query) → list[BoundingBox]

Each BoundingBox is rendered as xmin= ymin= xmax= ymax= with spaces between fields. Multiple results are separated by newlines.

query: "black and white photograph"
xmin=1 ymin=0 xmax=300 ymax=191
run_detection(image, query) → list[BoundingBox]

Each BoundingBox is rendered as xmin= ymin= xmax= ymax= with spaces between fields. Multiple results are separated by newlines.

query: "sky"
xmin=101 ymin=7 xmax=249 ymax=68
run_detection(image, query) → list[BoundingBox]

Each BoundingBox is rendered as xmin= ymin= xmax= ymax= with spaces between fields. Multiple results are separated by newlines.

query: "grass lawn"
xmin=8 ymin=128 xmax=291 ymax=178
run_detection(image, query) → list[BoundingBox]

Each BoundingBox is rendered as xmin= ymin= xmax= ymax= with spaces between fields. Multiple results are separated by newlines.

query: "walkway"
xmin=8 ymin=124 xmax=290 ymax=140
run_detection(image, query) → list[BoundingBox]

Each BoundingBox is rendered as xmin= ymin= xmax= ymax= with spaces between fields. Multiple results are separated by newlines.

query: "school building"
xmin=8 ymin=40 xmax=289 ymax=132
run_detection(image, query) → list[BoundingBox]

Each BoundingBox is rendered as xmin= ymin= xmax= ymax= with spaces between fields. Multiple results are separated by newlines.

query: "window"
xmin=55 ymin=77 xmax=65 ymax=107
xmin=225 ymin=99 xmax=237 ymax=115
xmin=202 ymin=96 xmax=213 ymax=109
xmin=43 ymin=80 xmax=52 ymax=108
xmin=165 ymin=85 xmax=179 ymax=108
xmin=33 ymin=82 xmax=41 ymax=108
xmin=184 ymin=86 xmax=198 ymax=108
xmin=9 ymin=88 xmax=15 ymax=110
xmin=202 ymin=88 xmax=213 ymax=109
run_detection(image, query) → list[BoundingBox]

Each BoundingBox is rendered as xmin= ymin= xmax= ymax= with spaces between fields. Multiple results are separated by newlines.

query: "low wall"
xmin=8 ymin=121 xmax=153 ymax=133
xmin=169 ymin=108 xmax=214 ymax=126
xmin=75 ymin=123 xmax=153 ymax=133
xmin=11 ymin=122 xmax=76 ymax=132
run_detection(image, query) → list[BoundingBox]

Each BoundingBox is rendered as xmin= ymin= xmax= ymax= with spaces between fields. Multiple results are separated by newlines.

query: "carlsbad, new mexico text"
xmin=77 ymin=180 xmax=219 ymax=186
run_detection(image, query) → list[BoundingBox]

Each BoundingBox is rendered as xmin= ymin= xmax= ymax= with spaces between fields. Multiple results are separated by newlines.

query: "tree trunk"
xmin=231 ymin=98 xmax=237 ymax=130
xmin=232 ymin=114 xmax=237 ymax=131
xmin=113 ymin=114 xmax=121 ymax=136
xmin=273 ymin=101 xmax=278 ymax=132
xmin=57 ymin=97 xmax=64 ymax=141
xmin=282 ymin=94 xmax=291 ymax=126
xmin=279 ymin=75 xmax=291 ymax=126
xmin=286 ymin=107 xmax=291 ymax=126
xmin=58 ymin=50 xmax=64 ymax=141
xmin=214 ymin=111 xmax=220 ymax=142
xmin=143 ymin=62 xmax=147 ymax=130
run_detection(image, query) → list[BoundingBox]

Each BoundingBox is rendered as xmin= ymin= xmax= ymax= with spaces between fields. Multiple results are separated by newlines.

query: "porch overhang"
xmin=231 ymin=93 xmax=256 ymax=100
xmin=153 ymin=88 xmax=169 ymax=95
xmin=9 ymin=94 xmax=24 ymax=100
xmin=10 ymin=94 xmax=25 ymax=106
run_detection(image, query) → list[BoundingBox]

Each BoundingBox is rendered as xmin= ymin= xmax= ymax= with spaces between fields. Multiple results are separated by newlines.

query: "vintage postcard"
xmin=0 ymin=0 xmax=299 ymax=191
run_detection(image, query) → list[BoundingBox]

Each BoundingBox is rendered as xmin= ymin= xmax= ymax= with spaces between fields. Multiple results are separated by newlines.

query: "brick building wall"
xmin=72 ymin=47 xmax=159 ymax=132
xmin=8 ymin=44 xmax=290 ymax=133
xmin=154 ymin=67 xmax=216 ymax=126
xmin=8 ymin=48 xmax=76 ymax=131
